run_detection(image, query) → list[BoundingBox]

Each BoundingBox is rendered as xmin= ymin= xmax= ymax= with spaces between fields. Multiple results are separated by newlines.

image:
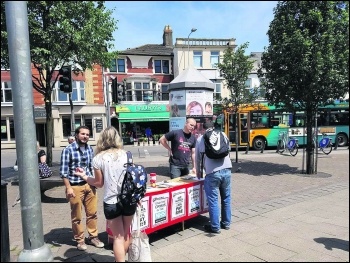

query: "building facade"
xmin=1 ymin=64 xmax=107 ymax=149
xmin=105 ymin=25 xmax=175 ymax=143
xmin=1 ymin=24 xmax=268 ymax=149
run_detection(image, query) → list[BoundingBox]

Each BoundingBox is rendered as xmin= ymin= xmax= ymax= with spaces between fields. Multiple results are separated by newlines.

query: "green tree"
xmin=258 ymin=1 xmax=349 ymax=174
xmin=217 ymin=42 xmax=257 ymax=162
xmin=1 ymin=1 xmax=118 ymax=166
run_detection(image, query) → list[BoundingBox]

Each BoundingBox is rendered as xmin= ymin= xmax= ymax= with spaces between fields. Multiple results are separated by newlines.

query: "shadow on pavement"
xmin=314 ymin=237 xmax=349 ymax=252
xmin=41 ymin=192 xmax=67 ymax=203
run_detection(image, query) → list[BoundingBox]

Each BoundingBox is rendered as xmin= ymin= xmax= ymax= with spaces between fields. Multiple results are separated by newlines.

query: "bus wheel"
xmin=336 ymin=133 xmax=348 ymax=147
xmin=253 ymin=137 xmax=266 ymax=151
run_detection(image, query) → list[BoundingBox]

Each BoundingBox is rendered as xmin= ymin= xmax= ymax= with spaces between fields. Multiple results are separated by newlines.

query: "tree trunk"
xmin=235 ymin=113 xmax=239 ymax=163
xmin=305 ymin=110 xmax=316 ymax=174
xmin=44 ymin=85 xmax=54 ymax=167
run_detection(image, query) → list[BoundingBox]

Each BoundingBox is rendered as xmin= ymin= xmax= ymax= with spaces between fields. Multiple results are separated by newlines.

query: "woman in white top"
xmin=75 ymin=126 xmax=136 ymax=262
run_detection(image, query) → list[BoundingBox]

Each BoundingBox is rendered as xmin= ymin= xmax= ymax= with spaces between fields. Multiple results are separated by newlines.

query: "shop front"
xmin=116 ymin=103 xmax=170 ymax=144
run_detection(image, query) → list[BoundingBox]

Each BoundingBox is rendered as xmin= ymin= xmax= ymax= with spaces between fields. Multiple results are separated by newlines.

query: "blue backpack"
xmin=119 ymin=151 xmax=147 ymax=206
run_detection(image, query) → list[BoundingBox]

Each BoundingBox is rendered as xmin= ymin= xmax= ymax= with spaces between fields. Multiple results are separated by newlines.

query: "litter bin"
xmin=1 ymin=180 xmax=10 ymax=262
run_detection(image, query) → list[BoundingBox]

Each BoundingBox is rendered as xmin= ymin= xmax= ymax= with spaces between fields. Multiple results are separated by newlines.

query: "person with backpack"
xmin=159 ymin=118 xmax=197 ymax=179
xmin=195 ymin=120 xmax=232 ymax=234
xmin=74 ymin=126 xmax=138 ymax=262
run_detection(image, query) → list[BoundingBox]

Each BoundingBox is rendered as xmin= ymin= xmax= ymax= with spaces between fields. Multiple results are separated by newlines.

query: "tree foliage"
xmin=217 ymin=43 xmax=256 ymax=107
xmin=217 ymin=42 xmax=256 ymax=162
xmin=258 ymin=1 xmax=349 ymax=173
xmin=1 ymin=1 xmax=118 ymax=165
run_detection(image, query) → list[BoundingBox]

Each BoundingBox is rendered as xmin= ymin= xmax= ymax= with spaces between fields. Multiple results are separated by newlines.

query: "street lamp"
xmin=187 ymin=28 xmax=197 ymax=67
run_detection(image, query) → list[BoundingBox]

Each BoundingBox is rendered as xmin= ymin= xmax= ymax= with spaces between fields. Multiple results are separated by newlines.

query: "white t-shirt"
xmin=92 ymin=150 xmax=128 ymax=204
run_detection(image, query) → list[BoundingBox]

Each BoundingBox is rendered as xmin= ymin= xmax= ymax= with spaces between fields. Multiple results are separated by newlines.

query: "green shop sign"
xmin=116 ymin=104 xmax=168 ymax=113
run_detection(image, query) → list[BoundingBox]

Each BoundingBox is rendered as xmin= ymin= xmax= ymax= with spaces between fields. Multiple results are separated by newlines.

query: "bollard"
xmin=245 ymin=144 xmax=249 ymax=154
xmin=260 ymin=140 xmax=266 ymax=153
xmin=1 ymin=180 xmax=10 ymax=262
xmin=334 ymin=136 xmax=339 ymax=150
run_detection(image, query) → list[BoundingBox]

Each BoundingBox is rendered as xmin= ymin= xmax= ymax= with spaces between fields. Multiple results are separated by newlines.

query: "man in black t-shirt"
xmin=159 ymin=118 xmax=197 ymax=179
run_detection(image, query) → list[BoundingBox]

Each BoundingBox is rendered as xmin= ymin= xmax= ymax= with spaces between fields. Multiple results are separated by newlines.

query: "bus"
xmin=218 ymin=101 xmax=349 ymax=151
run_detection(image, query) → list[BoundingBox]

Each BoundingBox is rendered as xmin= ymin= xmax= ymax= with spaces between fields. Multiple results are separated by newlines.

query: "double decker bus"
xmin=218 ymin=101 xmax=349 ymax=151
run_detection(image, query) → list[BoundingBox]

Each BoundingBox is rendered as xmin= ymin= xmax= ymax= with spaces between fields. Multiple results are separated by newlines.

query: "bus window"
xmin=251 ymin=111 xmax=269 ymax=128
xmin=330 ymin=109 xmax=349 ymax=125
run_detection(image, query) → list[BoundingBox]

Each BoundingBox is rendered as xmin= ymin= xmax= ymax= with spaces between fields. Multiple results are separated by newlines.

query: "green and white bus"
xmin=221 ymin=101 xmax=349 ymax=150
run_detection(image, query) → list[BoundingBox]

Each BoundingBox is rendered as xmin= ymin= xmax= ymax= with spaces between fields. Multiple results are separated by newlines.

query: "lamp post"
xmin=187 ymin=28 xmax=197 ymax=67
xmin=103 ymin=72 xmax=113 ymax=127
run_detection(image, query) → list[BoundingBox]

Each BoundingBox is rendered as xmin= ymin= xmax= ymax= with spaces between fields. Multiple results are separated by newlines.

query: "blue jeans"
xmin=169 ymin=164 xmax=190 ymax=179
xmin=204 ymin=168 xmax=232 ymax=231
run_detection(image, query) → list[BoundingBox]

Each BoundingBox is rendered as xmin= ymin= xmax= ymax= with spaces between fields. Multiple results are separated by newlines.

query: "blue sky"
xmin=105 ymin=1 xmax=278 ymax=54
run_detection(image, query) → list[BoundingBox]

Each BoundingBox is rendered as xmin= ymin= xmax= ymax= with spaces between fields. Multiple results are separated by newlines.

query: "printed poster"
xmin=170 ymin=90 xmax=186 ymax=117
xmin=169 ymin=117 xmax=186 ymax=131
xmin=151 ymin=192 xmax=169 ymax=227
xmin=187 ymin=184 xmax=201 ymax=215
xmin=171 ymin=188 xmax=186 ymax=220
xmin=186 ymin=90 xmax=213 ymax=117
xmin=131 ymin=196 xmax=150 ymax=231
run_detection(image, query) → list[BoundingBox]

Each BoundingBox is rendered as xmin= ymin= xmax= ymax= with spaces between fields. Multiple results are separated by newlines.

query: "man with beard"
xmin=60 ymin=126 xmax=104 ymax=251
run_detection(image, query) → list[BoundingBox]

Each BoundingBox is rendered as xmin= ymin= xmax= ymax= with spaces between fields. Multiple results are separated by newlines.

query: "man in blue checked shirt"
xmin=60 ymin=126 xmax=104 ymax=251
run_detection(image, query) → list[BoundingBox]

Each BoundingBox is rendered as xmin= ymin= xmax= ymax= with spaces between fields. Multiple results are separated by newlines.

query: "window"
xmin=53 ymin=81 xmax=86 ymax=102
xmin=160 ymin=84 xmax=169 ymax=101
xmin=1 ymin=118 xmax=15 ymax=141
xmin=210 ymin=51 xmax=219 ymax=68
xmin=110 ymin=59 xmax=126 ymax=73
xmin=154 ymin=60 xmax=169 ymax=74
xmin=269 ymin=111 xmax=292 ymax=127
xmin=134 ymin=82 xmax=155 ymax=101
xmin=211 ymin=80 xmax=221 ymax=102
xmin=124 ymin=80 xmax=160 ymax=102
xmin=1 ymin=81 xmax=12 ymax=103
xmin=62 ymin=115 xmax=93 ymax=138
xmin=193 ymin=51 xmax=203 ymax=68
xmin=245 ymin=78 xmax=252 ymax=89
xmin=250 ymin=111 xmax=269 ymax=128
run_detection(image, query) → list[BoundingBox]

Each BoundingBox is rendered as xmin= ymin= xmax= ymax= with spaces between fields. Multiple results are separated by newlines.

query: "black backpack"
xmin=119 ymin=151 xmax=148 ymax=206
xmin=203 ymin=128 xmax=230 ymax=159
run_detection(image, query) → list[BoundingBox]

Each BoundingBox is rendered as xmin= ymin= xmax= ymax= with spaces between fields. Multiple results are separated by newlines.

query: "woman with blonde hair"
xmin=75 ymin=126 xmax=136 ymax=262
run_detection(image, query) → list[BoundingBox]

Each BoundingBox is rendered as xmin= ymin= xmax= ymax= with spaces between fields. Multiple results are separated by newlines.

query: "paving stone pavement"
xmin=2 ymin=147 xmax=349 ymax=262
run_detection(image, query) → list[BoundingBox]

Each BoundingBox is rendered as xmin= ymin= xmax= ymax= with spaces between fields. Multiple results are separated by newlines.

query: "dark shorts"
xmin=103 ymin=201 xmax=137 ymax=220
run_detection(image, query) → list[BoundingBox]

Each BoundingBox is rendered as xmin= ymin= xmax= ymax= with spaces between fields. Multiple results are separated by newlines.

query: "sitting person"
xmin=37 ymin=141 xmax=52 ymax=178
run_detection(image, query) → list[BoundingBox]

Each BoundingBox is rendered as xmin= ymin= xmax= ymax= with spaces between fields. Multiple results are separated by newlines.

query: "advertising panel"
xmin=186 ymin=90 xmax=213 ymax=117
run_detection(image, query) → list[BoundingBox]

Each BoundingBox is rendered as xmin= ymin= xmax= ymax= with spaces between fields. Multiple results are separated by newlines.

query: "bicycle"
xmin=313 ymin=132 xmax=333 ymax=155
xmin=276 ymin=131 xmax=299 ymax=156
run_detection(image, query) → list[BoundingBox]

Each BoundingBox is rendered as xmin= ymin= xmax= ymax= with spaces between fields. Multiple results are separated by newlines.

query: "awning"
xmin=118 ymin=112 xmax=169 ymax=123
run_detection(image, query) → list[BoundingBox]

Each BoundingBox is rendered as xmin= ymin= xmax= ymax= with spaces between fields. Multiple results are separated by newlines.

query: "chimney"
xmin=163 ymin=25 xmax=173 ymax=47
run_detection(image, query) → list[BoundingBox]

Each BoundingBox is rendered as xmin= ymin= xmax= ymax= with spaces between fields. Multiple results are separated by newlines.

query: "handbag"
xmin=38 ymin=162 xmax=53 ymax=178
xmin=128 ymin=206 xmax=152 ymax=262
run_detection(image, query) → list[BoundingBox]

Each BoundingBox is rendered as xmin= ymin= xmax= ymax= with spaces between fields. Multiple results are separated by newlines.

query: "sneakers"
xmin=77 ymin=241 xmax=87 ymax=251
xmin=87 ymin=237 xmax=104 ymax=248
xmin=220 ymin=223 xmax=230 ymax=230
xmin=204 ymin=224 xmax=221 ymax=234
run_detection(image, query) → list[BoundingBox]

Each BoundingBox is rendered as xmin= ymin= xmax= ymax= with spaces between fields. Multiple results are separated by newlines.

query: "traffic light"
xmin=111 ymin=79 xmax=124 ymax=103
xmin=59 ymin=66 xmax=72 ymax=93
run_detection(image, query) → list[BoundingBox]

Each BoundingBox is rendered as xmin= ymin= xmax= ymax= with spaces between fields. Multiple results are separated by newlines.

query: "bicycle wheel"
xmin=289 ymin=144 xmax=298 ymax=156
xmin=277 ymin=139 xmax=285 ymax=154
xmin=321 ymin=141 xmax=333 ymax=155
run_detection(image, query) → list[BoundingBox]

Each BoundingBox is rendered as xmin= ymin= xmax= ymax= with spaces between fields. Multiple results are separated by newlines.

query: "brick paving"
xmin=2 ymin=147 xmax=349 ymax=262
